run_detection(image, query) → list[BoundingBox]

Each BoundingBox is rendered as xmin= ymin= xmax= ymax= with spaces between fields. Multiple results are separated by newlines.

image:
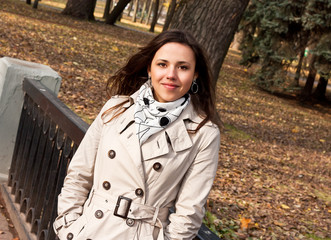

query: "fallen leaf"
xmin=112 ymin=46 xmax=119 ymax=51
xmin=291 ymin=126 xmax=300 ymax=133
xmin=240 ymin=217 xmax=251 ymax=230
xmin=274 ymin=220 xmax=286 ymax=227
xmin=281 ymin=204 xmax=290 ymax=209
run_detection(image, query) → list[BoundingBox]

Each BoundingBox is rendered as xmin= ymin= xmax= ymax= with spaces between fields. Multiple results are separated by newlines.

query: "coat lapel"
xmin=141 ymin=101 xmax=196 ymax=160
xmin=141 ymin=130 xmax=169 ymax=161
xmin=116 ymin=99 xmax=146 ymax=184
xmin=115 ymin=95 xmax=203 ymax=182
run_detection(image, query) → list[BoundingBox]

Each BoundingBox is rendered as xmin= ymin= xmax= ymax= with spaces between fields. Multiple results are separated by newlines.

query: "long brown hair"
xmin=106 ymin=29 xmax=220 ymax=130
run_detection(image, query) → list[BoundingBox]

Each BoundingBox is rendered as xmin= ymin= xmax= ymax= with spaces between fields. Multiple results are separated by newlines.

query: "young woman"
xmin=54 ymin=29 xmax=220 ymax=240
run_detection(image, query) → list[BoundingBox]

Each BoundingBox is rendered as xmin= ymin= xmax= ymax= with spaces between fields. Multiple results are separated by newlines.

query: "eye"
xmin=179 ymin=65 xmax=189 ymax=70
xmin=157 ymin=63 xmax=167 ymax=68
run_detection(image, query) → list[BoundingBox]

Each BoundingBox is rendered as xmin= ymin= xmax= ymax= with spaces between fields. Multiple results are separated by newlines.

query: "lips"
xmin=162 ymin=83 xmax=179 ymax=89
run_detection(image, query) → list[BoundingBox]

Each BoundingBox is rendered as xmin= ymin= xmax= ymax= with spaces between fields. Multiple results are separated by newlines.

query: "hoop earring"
xmin=190 ymin=79 xmax=198 ymax=94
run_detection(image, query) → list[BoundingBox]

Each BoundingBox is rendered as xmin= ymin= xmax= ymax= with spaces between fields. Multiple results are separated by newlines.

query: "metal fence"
xmin=3 ymin=78 xmax=219 ymax=240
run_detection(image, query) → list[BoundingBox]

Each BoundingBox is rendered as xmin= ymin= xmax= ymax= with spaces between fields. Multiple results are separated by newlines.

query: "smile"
xmin=162 ymin=83 xmax=178 ymax=89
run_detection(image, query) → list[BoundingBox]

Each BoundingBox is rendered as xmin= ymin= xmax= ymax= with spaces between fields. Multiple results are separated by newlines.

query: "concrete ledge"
xmin=0 ymin=184 xmax=37 ymax=240
xmin=0 ymin=57 xmax=62 ymax=177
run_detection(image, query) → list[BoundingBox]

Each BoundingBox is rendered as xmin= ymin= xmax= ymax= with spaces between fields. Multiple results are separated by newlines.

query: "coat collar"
xmin=115 ymin=92 xmax=205 ymax=161
xmin=113 ymin=91 xmax=207 ymax=185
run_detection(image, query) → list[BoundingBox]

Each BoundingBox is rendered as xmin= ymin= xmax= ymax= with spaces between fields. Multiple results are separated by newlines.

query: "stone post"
xmin=0 ymin=57 xmax=61 ymax=182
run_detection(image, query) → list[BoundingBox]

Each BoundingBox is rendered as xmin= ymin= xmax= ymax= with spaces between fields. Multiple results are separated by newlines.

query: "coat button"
xmin=153 ymin=162 xmax=162 ymax=171
xmin=135 ymin=188 xmax=144 ymax=197
xmin=95 ymin=210 xmax=104 ymax=219
xmin=108 ymin=150 xmax=116 ymax=159
xmin=103 ymin=181 xmax=111 ymax=190
xmin=126 ymin=218 xmax=135 ymax=227
xmin=67 ymin=232 xmax=74 ymax=240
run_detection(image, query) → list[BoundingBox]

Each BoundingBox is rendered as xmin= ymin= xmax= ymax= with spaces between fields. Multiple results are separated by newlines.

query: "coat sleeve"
xmin=164 ymin=125 xmax=220 ymax=240
xmin=53 ymin=98 xmax=118 ymax=234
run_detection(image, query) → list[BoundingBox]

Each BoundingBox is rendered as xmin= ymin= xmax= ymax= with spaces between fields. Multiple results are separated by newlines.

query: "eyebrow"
xmin=157 ymin=59 xmax=191 ymax=65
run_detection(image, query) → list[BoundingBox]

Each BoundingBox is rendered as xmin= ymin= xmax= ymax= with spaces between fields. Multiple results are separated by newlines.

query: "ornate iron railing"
xmin=3 ymin=78 xmax=219 ymax=240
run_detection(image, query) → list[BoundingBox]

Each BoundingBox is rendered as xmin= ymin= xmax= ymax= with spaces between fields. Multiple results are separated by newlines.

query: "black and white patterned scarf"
xmin=134 ymin=82 xmax=190 ymax=144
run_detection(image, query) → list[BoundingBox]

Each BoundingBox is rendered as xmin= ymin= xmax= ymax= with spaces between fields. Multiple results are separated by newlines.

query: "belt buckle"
xmin=114 ymin=196 xmax=132 ymax=219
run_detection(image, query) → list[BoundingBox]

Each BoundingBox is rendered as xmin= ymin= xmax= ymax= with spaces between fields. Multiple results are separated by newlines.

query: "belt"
xmin=90 ymin=190 xmax=169 ymax=227
xmin=54 ymin=190 xmax=169 ymax=239
xmin=91 ymin=190 xmax=169 ymax=240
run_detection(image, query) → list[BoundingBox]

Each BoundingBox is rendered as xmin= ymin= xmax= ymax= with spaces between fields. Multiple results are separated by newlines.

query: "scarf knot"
xmin=134 ymin=82 xmax=190 ymax=144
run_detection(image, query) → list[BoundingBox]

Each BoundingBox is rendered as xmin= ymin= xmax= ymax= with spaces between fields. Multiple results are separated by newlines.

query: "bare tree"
xmin=140 ymin=0 xmax=150 ymax=23
xmin=132 ymin=0 xmax=139 ymax=22
xmin=106 ymin=0 xmax=132 ymax=25
xmin=302 ymin=55 xmax=317 ymax=98
xmin=103 ymin=0 xmax=114 ymax=19
xmin=149 ymin=0 xmax=159 ymax=32
xmin=127 ymin=1 xmax=134 ymax=16
xmin=145 ymin=0 xmax=154 ymax=24
xmin=163 ymin=0 xmax=176 ymax=31
xmin=313 ymin=76 xmax=328 ymax=100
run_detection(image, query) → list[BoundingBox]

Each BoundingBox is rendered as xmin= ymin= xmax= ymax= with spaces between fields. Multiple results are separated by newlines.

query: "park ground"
xmin=0 ymin=0 xmax=330 ymax=239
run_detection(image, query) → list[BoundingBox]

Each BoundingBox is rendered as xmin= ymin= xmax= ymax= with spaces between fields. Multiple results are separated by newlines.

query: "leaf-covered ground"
xmin=1 ymin=1 xmax=330 ymax=239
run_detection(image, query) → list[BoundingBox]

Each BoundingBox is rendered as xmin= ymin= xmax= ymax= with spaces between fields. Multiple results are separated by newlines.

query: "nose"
xmin=166 ymin=66 xmax=177 ymax=80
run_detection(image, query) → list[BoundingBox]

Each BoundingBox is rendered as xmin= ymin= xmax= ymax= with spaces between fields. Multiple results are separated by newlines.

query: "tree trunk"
xmin=33 ymin=0 xmax=39 ymax=9
xmin=149 ymin=0 xmax=159 ymax=32
xmin=145 ymin=0 xmax=154 ymax=24
xmin=170 ymin=0 xmax=249 ymax=87
xmin=106 ymin=0 xmax=132 ymax=25
xmin=313 ymin=76 xmax=328 ymax=100
xmin=157 ymin=0 xmax=164 ymax=20
xmin=163 ymin=0 xmax=176 ymax=32
xmin=62 ymin=0 xmax=97 ymax=20
xmin=231 ymin=31 xmax=243 ymax=50
xmin=127 ymin=1 xmax=134 ymax=16
xmin=103 ymin=0 xmax=113 ymax=19
xmin=140 ymin=0 xmax=149 ymax=23
xmin=132 ymin=0 xmax=139 ymax=22
xmin=294 ymin=48 xmax=305 ymax=87
xmin=26 ymin=0 xmax=31 ymax=4
xmin=302 ymin=54 xmax=317 ymax=98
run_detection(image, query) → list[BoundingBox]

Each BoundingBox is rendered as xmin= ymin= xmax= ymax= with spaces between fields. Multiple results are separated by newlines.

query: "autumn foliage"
xmin=0 ymin=0 xmax=330 ymax=239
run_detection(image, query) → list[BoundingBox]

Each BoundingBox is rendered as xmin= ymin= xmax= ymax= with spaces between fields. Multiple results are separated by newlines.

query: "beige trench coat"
xmin=54 ymin=91 xmax=220 ymax=240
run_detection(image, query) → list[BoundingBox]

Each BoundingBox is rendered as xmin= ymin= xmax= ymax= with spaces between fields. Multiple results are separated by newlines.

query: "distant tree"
xmin=170 ymin=0 xmax=249 ymax=86
xmin=103 ymin=0 xmax=113 ymax=19
xmin=149 ymin=0 xmax=159 ymax=32
xmin=294 ymin=48 xmax=306 ymax=87
xmin=302 ymin=54 xmax=318 ymax=98
xmin=145 ymin=0 xmax=154 ymax=24
xmin=26 ymin=0 xmax=31 ymax=4
xmin=231 ymin=31 xmax=244 ymax=51
xmin=157 ymin=0 xmax=165 ymax=20
xmin=240 ymin=0 xmax=308 ymax=90
xmin=303 ymin=1 xmax=331 ymax=100
xmin=62 ymin=0 xmax=97 ymax=20
xmin=240 ymin=0 xmax=330 ymax=100
xmin=163 ymin=0 xmax=176 ymax=31
xmin=106 ymin=0 xmax=131 ymax=25
xmin=132 ymin=0 xmax=139 ymax=22
xmin=314 ymin=76 xmax=328 ymax=100
xmin=127 ymin=1 xmax=134 ymax=16
xmin=32 ymin=0 xmax=39 ymax=8
xmin=140 ymin=0 xmax=150 ymax=23
xmin=312 ymin=34 xmax=331 ymax=100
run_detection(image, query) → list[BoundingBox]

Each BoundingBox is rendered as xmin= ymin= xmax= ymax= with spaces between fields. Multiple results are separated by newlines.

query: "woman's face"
xmin=148 ymin=42 xmax=197 ymax=103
